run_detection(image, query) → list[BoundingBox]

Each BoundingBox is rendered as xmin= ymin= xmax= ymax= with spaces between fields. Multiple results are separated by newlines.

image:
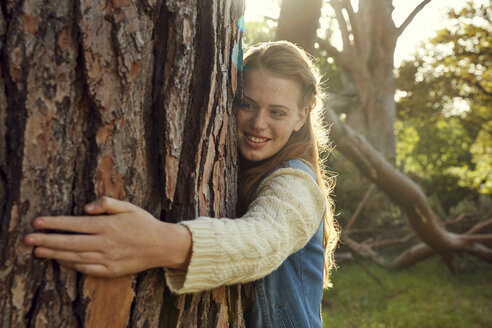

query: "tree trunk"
xmin=0 ymin=0 xmax=245 ymax=327
xmin=317 ymin=0 xmax=397 ymax=161
xmin=346 ymin=0 xmax=396 ymax=162
xmin=276 ymin=0 xmax=322 ymax=54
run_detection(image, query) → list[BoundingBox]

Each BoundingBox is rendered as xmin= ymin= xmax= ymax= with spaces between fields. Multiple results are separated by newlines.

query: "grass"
xmin=322 ymin=256 xmax=492 ymax=328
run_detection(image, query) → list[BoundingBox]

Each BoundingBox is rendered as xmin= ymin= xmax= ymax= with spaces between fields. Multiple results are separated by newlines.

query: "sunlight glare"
xmin=243 ymin=0 xmax=489 ymax=66
xmin=244 ymin=0 xmax=280 ymax=21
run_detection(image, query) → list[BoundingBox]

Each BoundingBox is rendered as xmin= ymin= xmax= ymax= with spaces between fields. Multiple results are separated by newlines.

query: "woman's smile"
xmin=244 ymin=132 xmax=271 ymax=148
xmin=237 ymin=69 xmax=308 ymax=162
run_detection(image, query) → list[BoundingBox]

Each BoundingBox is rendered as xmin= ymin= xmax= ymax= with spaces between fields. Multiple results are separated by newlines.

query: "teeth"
xmin=247 ymin=135 xmax=268 ymax=143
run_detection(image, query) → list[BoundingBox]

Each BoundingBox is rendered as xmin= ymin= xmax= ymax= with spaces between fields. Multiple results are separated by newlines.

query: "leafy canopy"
xmin=396 ymin=1 xmax=491 ymax=210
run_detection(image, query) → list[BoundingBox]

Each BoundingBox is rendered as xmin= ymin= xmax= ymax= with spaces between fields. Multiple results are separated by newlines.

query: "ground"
xmin=323 ymin=256 xmax=492 ymax=327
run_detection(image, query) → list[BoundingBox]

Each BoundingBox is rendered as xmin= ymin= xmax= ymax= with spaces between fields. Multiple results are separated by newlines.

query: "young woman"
xmin=25 ymin=41 xmax=339 ymax=327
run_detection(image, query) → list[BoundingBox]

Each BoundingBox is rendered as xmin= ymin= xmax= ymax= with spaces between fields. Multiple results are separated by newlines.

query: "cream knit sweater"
xmin=164 ymin=167 xmax=326 ymax=294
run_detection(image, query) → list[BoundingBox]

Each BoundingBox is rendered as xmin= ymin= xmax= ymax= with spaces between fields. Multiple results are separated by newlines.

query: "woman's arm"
xmin=24 ymin=168 xmax=326 ymax=292
xmin=24 ymin=197 xmax=193 ymax=276
xmin=165 ymin=167 xmax=326 ymax=294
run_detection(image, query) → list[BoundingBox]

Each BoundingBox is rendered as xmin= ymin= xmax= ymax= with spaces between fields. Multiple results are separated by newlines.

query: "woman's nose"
xmin=250 ymin=110 xmax=267 ymax=130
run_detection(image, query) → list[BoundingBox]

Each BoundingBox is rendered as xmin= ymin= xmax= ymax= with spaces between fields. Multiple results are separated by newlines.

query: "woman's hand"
xmin=24 ymin=197 xmax=192 ymax=277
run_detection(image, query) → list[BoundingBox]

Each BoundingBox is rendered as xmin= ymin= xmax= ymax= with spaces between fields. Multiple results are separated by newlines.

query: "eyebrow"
xmin=243 ymin=96 xmax=292 ymax=112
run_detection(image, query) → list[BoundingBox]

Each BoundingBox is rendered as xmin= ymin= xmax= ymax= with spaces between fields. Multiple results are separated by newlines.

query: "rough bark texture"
xmin=0 ymin=0 xmax=245 ymax=327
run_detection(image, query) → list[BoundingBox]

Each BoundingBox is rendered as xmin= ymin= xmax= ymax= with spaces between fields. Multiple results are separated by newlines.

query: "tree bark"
xmin=0 ymin=0 xmax=245 ymax=327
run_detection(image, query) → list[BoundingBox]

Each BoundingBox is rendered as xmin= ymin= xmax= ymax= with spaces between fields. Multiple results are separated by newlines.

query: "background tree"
xmin=270 ymin=0 xmax=492 ymax=268
xmin=0 ymin=0 xmax=245 ymax=327
xmin=276 ymin=0 xmax=322 ymax=54
xmin=272 ymin=0 xmax=399 ymax=160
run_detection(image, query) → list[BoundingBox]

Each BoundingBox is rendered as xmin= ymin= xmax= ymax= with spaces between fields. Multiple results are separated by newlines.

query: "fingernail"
xmin=85 ymin=204 xmax=94 ymax=211
xmin=34 ymin=247 xmax=45 ymax=257
xmin=24 ymin=235 xmax=35 ymax=244
xmin=33 ymin=217 xmax=44 ymax=227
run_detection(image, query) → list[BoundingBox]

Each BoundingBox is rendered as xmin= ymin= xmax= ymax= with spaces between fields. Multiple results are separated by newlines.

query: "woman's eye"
xmin=271 ymin=110 xmax=286 ymax=117
xmin=241 ymin=102 xmax=253 ymax=109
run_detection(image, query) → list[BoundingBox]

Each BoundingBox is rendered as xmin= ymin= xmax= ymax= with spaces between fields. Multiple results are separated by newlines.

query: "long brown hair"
xmin=237 ymin=41 xmax=339 ymax=288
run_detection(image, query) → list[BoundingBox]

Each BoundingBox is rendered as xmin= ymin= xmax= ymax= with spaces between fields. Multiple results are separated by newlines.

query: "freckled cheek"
xmin=236 ymin=113 xmax=249 ymax=132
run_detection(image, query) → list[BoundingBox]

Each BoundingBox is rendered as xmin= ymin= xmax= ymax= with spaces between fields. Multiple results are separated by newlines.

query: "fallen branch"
xmin=366 ymin=232 xmax=415 ymax=249
xmin=466 ymin=218 xmax=492 ymax=235
xmin=444 ymin=212 xmax=473 ymax=226
xmin=325 ymin=106 xmax=492 ymax=268
xmin=464 ymin=243 xmax=492 ymax=262
xmin=345 ymin=184 xmax=375 ymax=230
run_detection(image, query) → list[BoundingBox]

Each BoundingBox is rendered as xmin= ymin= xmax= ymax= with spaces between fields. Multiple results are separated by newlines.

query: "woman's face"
xmin=237 ymin=69 xmax=308 ymax=162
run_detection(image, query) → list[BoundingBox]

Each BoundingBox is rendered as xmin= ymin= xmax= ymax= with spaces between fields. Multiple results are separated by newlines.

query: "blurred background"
xmin=243 ymin=0 xmax=491 ymax=326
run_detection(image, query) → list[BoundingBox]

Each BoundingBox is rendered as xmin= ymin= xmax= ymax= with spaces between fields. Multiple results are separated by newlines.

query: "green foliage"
xmin=395 ymin=2 xmax=491 ymax=211
xmin=243 ymin=19 xmax=276 ymax=48
xmin=323 ymin=258 xmax=492 ymax=327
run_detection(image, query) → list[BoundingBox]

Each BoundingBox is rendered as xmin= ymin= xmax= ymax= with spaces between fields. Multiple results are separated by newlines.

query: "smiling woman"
xmin=25 ymin=41 xmax=339 ymax=328
xmin=237 ymin=70 xmax=308 ymax=162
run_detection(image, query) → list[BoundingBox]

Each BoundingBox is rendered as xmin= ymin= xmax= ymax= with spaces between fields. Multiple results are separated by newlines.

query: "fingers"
xmin=84 ymin=197 xmax=138 ymax=215
xmin=34 ymin=246 xmax=102 ymax=264
xmin=58 ymin=260 xmax=112 ymax=277
xmin=32 ymin=216 xmax=105 ymax=234
xmin=57 ymin=260 xmax=73 ymax=269
xmin=24 ymin=233 xmax=101 ymax=252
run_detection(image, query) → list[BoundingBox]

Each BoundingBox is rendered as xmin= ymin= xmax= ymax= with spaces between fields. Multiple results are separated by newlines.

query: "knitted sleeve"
xmin=164 ymin=167 xmax=326 ymax=294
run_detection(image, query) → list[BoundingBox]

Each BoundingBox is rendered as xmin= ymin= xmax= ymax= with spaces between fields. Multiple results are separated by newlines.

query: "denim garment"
xmin=245 ymin=159 xmax=325 ymax=328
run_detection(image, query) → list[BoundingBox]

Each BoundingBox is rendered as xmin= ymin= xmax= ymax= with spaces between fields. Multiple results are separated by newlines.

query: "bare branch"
xmin=367 ymin=232 xmax=415 ymax=248
xmin=346 ymin=227 xmax=397 ymax=234
xmin=397 ymin=0 xmax=432 ymax=37
xmin=345 ymin=184 xmax=375 ymax=230
xmin=344 ymin=232 xmax=433 ymax=270
xmin=341 ymin=0 xmax=362 ymax=52
xmin=331 ymin=0 xmax=351 ymax=51
xmin=342 ymin=234 xmax=387 ymax=267
xmin=443 ymin=211 xmax=473 ymax=226
xmin=316 ymin=37 xmax=351 ymax=70
xmin=463 ymin=234 xmax=492 ymax=245
xmin=390 ymin=243 xmax=434 ymax=269
xmin=480 ymin=209 xmax=492 ymax=221
xmin=466 ymin=218 xmax=492 ymax=235
xmin=316 ymin=37 xmax=341 ymax=57
xmin=464 ymin=243 xmax=492 ymax=262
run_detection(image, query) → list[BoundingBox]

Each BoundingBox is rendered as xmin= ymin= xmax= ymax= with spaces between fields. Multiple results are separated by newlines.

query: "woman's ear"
xmin=294 ymin=106 xmax=309 ymax=132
